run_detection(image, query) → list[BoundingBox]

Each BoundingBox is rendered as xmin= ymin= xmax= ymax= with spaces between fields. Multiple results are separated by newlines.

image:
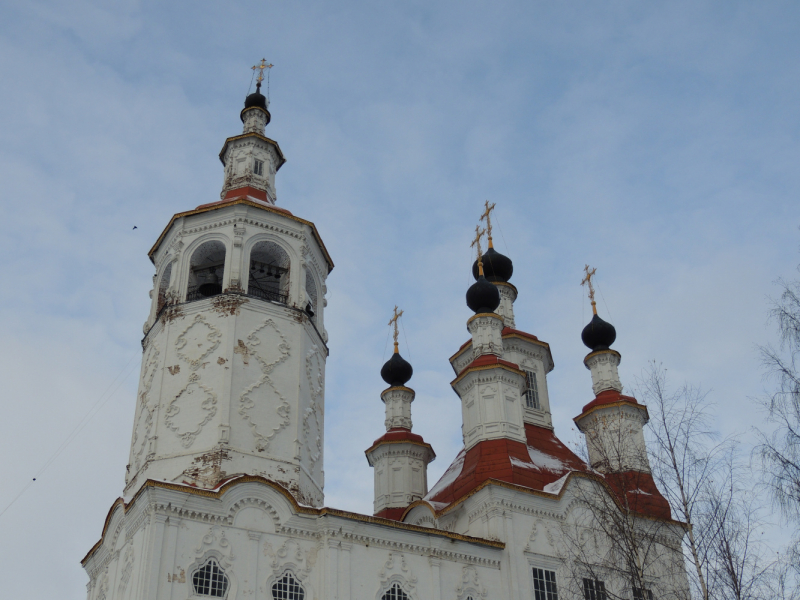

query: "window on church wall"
xmin=187 ymin=241 xmax=226 ymax=302
xmin=254 ymin=159 xmax=264 ymax=176
xmin=532 ymin=567 xmax=559 ymax=600
xmin=192 ymin=558 xmax=229 ymax=597
xmin=582 ymin=578 xmax=607 ymax=600
xmin=381 ymin=582 xmax=410 ymax=600
xmin=271 ymin=572 xmax=305 ymax=600
xmin=156 ymin=262 xmax=173 ymax=314
xmin=633 ymin=588 xmax=654 ymax=600
xmin=247 ymin=241 xmax=290 ymax=304
xmin=525 ymin=370 xmax=540 ymax=409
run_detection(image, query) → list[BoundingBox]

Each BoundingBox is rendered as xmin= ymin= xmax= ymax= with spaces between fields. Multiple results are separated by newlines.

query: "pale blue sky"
xmin=1 ymin=1 xmax=799 ymax=597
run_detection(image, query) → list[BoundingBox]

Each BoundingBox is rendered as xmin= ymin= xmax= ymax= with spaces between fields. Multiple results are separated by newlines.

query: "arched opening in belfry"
xmin=187 ymin=241 xmax=226 ymax=301
xmin=247 ymin=241 xmax=290 ymax=304
xmin=305 ymin=269 xmax=318 ymax=320
xmin=156 ymin=262 xmax=173 ymax=313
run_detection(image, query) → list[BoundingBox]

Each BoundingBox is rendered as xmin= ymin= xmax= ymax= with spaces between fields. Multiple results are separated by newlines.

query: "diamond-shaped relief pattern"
xmin=176 ymin=314 xmax=222 ymax=370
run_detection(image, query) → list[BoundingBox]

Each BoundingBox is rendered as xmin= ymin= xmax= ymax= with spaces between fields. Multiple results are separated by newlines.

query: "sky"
xmin=1 ymin=1 xmax=799 ymax=597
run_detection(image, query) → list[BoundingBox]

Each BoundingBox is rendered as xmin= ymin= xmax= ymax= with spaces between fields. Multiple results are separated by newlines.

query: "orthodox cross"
xmin=471 ymin=225 xmax=487 ymax=276
xmin=251 ymin=58 xmax=273 ymax=93
xmin=581 ymin=264 xmax=598 ymax=315
xmin=479 ymin=201 xmax=496 ymax=248
xmin=388 ymin=305 xmax=404 ymax=353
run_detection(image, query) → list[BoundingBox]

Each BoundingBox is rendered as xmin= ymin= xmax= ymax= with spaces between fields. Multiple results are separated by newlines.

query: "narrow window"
xmin=583 ymin=578 xmax=607 ymax=600
xmin=633 ymin=588 xmax=653 ymax=600
xmin=254 ymin=159 xmax=264 ymax=176
xmin=187 ymin=241 xmax=226 ymax=301
xmin=532 ymin=568 xmax=558 ymax=600
xmin=156 ymin=262 xmax=173 ymax=314
xmin=192 ymin=558 xmax=229 ymax=597
xmin=272 ymin=572 xmax=305 ymax=600
xmin=305 ymin=269 xmax=318 ymax=320
xmin=381 ymin=583 xmax=409 ymax=600
xmin=525 ymin=370 xmax=540 ymax=409
xmin=248 ymin=241 xmax=290 ymax=304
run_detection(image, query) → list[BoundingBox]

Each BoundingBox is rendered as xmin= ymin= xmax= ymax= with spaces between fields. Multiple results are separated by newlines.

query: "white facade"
xmin=82 ymin=89 xmax=690 ymax=600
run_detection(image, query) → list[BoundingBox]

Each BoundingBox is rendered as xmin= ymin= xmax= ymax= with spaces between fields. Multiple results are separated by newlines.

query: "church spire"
xmin=366 ymin=309 xmax=434 ymax=518
xmin=218 ymin=62 xmax=285 ymax=205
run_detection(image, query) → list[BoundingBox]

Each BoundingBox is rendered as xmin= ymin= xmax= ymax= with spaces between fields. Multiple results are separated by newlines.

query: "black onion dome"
xmin=581 ymin=313 xmax=617 ymax=351
xmin=381 ymin=352 xmax=413 ymax=387
xmin=472 ymin=247 xmax=513 ymax=283
xmin=241 ymin=89 xmax=271 ymax=124
xmin=244 ymin=90 xmax=267 ymax=110
xmin=466 ymin=275 xmax=501 ymax=314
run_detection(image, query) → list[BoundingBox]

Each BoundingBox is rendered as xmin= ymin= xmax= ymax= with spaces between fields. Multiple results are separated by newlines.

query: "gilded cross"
xmin=251 ymin=58 xmax=273 ymax=91
xmin=388 ymin=306 xmax=404 ymax=353
xmin=479 ymin=201 xmax=496 ymax=248
xmin=471 ymin=225 xmax=487 ymax=276
xmin=581 ymin=264 xmax=598 ymax=315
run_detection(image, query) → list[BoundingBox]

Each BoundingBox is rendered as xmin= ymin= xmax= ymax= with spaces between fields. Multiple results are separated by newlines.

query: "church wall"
xmin=83 ymin=481 xmax=506 ymax=600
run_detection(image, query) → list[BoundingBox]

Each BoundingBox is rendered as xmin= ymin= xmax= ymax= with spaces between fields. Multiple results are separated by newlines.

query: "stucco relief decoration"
xmin=131 ymin=343 xmax=160 ymax=470
xmin=117 ymin=542 xmax=135 ymax=596
xmin=165 ymin=373 xmax=218 ymax=448
xmin=265 ymin=539 xmax=317 ymax=582
xmin=175 ymin=314 xmax=222 ymax=371
xmin=456 ymin=565 xmax=488 ymax=600
xmin=195 ymin=525 xmax=235 ymax=569
xmin=95 ymin=569 xmax=109 ymax=600
xmin=525 ymin=518 xmax=557 ymax=552
xmin=378 ymin=552 xmax=417 ymax=597
xmin=237 ymin=319 xmax=292 ymax=451
xmin=303 ymin=344 xmax=324 ymax=469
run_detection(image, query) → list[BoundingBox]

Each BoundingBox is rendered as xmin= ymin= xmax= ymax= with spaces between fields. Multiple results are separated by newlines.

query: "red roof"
xmin=501 ymin=327 xmax=539 ymax=341
xmin=374 ymin=507 xmax=408 ymax=520
xmin=604 ymin=470 xmax=672 ymax=520
xmin=425 ymin=424 xmax=590 ymax=505
xmin=456 ymin=354 xmax=521 ymax=378
xmin=370 ymin=428 xmax=426 ymax=447
xmin=196 ymin=186 xmax=294 ymax=215
xmin=580 ymin=389 xmax=642 ymax=414
xmin=422 ymin=423 xmax=672 ymax=521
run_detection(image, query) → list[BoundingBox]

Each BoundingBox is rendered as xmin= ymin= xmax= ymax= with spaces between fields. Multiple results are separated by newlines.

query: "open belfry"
xmin=82 ymin=65 xmax=690 ymax=600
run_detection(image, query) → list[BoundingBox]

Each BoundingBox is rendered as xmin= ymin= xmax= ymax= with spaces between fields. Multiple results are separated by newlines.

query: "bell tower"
xmin=125 ymin=71 xmax=333 ymax=507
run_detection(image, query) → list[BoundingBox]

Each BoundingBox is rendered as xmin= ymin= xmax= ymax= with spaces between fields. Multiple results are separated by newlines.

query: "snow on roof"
xmin=424 ymin=449 xmax=466 ymax=500
xmin=542 ymin=473 xmax=571 ymax=495
xmin=526 ymin=446 xmax=569 ymax=472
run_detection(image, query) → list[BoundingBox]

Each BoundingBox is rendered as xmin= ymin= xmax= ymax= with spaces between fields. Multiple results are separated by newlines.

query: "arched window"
xmin=382 ymin=583 xmax=410 ymax=600
xmin=192 ymin=558 xmax=229 ymax=597
xmin=156 ymin=262 xmax=173 ymax=313
xmin=248 ymin=241 xmax=290 ymax=304
xmin=187 ymin=241 xmax=226 ymax=302
xmin=271 ymin=571 xmax=305 ymax=600
xmin=304 ymin=269 xmax=318 ymax=319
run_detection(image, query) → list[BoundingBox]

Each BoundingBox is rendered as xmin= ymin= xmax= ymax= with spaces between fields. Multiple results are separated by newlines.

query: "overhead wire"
xmin=0 ymin=351 xmax=140 ymax=521
xmin=400 ymin=315 xmax=412 ymax=361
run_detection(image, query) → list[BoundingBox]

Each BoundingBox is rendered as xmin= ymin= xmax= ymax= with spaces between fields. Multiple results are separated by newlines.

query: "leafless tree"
xmin=758 ymin=268 xmax=800 ymax=538
xmin=559 ymin=408 xmax=690 ymax=600
xmin=642 ymin=366 xmax=778 ymax=600
xmin=639 ymin=365 xmax=731 ymax=600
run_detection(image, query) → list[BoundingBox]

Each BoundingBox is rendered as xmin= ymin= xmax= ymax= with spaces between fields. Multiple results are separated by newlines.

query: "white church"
xmin=81 ymin=71 xmax=691 ymax=600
